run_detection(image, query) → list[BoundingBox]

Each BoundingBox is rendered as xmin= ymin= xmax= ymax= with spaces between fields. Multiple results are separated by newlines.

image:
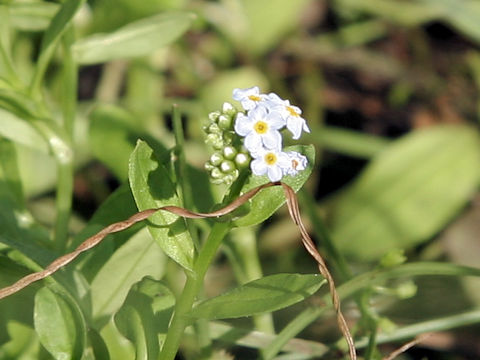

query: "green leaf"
xmin=72 ymin=184 xmax=139 ymax=281
xmin=9 ymin=2 xmax=59 ymax=31
xmin=331 ymin=125 xmax=480 ymax=260
xmin=72 ymin=11 xmax=195 ymax=65
xmin=39 ymin=0 xmax=85 ymax=55
xmin=34 ymin=287 xmax=81 ymax=360
xmin=114 ymin=277 xmax=175 ymax=360
xmin=191 ymin=273 xmax=325 ymax=320
xmin=0 ymin=109 xmax=48 ymax=153
xmin=128 ymin=140 xmax=195 ymax=270
xmin=90 ymin=227 xmax=166 ymax=324
xmin=234 ymin=145 xmax=315 ymax=227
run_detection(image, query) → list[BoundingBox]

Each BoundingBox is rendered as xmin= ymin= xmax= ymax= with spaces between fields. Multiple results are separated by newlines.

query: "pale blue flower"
xmin=233 ymin=86 xmax=266 ymax=110
xmin=234 ymin=105 xmax=285 ymax=152
xmin=267 ymin=93 xmax=310 ymax=140
xmin=250 ymin=147 xmax=291 ymax=182
xmin=283 ymin=151 xmax=308 ymax=176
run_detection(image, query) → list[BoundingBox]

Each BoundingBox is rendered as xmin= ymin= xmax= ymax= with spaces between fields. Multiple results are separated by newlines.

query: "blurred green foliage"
xmin=1 ymin=0 xmax=480 ymax=359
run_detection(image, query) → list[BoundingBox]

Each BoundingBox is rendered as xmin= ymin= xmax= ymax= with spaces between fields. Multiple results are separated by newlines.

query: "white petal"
xmin=266 ymin=93 xmax=284 ymax=104
xmin=251 ymin=158 xmax=267 ymax=176
xmin=249 ymin=105 xmax=267 ymax=120
xmin=266 ymin=111 xmax=286 ymax=129
xmin=234 ymin=113 xmax=252 ymax=136
xmin=286 ymin=118 xmax=303 ymax=139
xmin=303 ymin=120 xmax=311 ymax=133
xmin=262 ymin=130 xmax=282 ymax=150
xmin=267 ymin=165 xmax=283 ymax=182
xmin=277 ymin=152 xmax=292 ymax=168
xmin=244 ymin=133 xmax=263 ymax=152
xmin=232 ymin=86 xmax=259 ymax=101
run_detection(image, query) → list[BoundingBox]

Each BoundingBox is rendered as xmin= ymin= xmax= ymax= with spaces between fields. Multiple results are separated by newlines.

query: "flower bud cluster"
xmin=203 ymin=102 xmax=250 ymax=185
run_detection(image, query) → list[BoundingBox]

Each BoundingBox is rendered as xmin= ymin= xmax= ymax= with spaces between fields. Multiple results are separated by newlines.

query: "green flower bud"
xmin=223 ymin=131 xmax=234 ymax=144
xmin=210 ymin=152 xmax=223 ymax=166
xmin=208 ymin=123 xmax=221 ymax=134
xmin=218 ymin=114 xmax=232 ymax=130
xmin=223 ymin=146 xmax=237 ymax=160
xmin=205 ymin=133 xmax=223 ymax=149
xmin=222 ymin=102 xmax=236 ymax=117
xmin=208 ymin=111 xmax=221 ymax=123
xmin=235 ymin=152 xmax=250 ymax=168
xmin=204 ymin=162 xmax=215 ymax=171
xmin=210 ymin=168 xmax=223 ymax=179
xmin=220 ymin=160 xmax=235 ymax=173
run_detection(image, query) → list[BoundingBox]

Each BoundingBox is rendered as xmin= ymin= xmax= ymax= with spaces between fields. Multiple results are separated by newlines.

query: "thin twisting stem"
xmin=0 ymin=182 xmax=356 ymax=360
xmin=0 ymin=183 xmax=275 ymax=300
xmin=280 ymin=183 xmax=357 ymax=360
xmin=382 ymin=334 xmax=431 ymax=360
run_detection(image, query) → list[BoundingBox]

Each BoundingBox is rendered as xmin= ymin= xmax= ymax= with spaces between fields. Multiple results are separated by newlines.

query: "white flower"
xmin=266 ymin=93 xmax=310 ymax=140
xmin=232 ymin=86 xmax=266 ymax=110
xmin=283 ymin=151 xmax=308 ymax=176
xmin=250 ymin=148 xmax=291 ymax=182
xmin=234 ymin=105 xmax=285 ymax=152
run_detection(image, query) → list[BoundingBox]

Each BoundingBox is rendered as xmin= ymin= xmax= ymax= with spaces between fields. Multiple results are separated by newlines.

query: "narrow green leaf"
xmin=90 ymin=227 xmax=166 ymax=324
xmin=128 ymin=140 xmax=195 ymax=270
xmin=234 ymin=145 xmax=315 ymax=227
xmin=34 ymin=287 xmax=80 ymax=360
xmin=39 ymin=0 xmax=85 ymax=54
xmin=72 ymin=11 xmax=195 ymax=65
xmin=331 ymin=125 xmax=480 ymax=260
xmin=30 ymin=0 xmax=86 ymax=94
xmin=0 ymin=109 xmax=48 ymax=152
xmin=191 ymin=273 xmax=325 ymax=320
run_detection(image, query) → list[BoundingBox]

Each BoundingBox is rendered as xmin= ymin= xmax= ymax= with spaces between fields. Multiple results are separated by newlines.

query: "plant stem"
xmin=30 ymin=119 xmax=73 ymax=251
xmin=225 ymin=227 xmax=275 ymax=334
xmin=60 ymin=25 xmax=77 ymax=140
xmin=172 ymin=104 xmax=199 ymax=247
xmin=159 ymin=172 xmax=250 ymax=359
xmin=159 ymin=222 xmax=231 ymax=360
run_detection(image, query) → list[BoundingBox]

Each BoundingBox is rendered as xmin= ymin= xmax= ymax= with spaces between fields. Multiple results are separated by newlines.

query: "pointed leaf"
xmin=191 ymin=273 xmax=325 ymax=320
xmin=234 ymin=145 xmax=315 ymax=227
xmin=73 ymin=12 xmax=195 ymax=65
xmin=128 ymin=140 xmax=194 ymax=270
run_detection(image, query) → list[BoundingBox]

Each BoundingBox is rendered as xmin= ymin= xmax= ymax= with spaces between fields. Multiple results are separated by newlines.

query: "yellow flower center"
xmin=254 ymin=121 xmax=268 ymax=134
xmin=286 ymin=106 xmax=300 ymax=117
xmin=248 ymin=95 xmax=261 ymax=102
xmin=264 ymin=152 xmax=277 ymax=165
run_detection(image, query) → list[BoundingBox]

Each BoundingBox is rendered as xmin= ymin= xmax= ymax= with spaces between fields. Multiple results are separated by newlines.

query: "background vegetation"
xmin=1 ymin=0 xmax=480 ymax=359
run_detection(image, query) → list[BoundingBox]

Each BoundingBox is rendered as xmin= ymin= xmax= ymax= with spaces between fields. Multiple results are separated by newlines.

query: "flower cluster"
xmin=203 ymin=87 xmax=309 ymax=184
xmin=233 ymin=87 xmax=309 ymax=182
